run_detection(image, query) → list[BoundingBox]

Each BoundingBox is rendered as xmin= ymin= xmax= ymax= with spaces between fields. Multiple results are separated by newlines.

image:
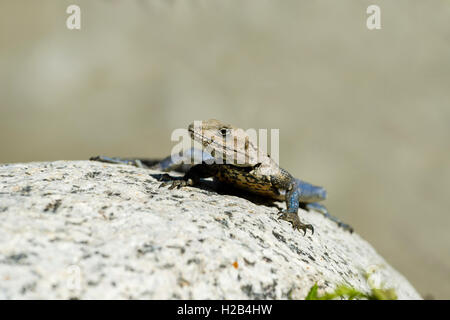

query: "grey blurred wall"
xmin=0 ymin=0 xmax=449 ymax=298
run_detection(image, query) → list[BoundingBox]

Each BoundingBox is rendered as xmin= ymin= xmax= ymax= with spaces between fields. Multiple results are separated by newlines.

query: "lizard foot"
xmin=159 ymin=178 xmax=194 ymax=190
xmin=278 ymin=211 xmax=314 ymax=236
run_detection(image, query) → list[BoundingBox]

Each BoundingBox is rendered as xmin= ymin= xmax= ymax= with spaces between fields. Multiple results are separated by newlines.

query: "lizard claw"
xmin=278 ymin=211 xmax=314 ymax=236
xmin=169 ymin=180 xmax=186 ymax=190
xmin=338 ymin=222 xmax=354 ymax=233
xmin=159 ymin=179 xmax=193 ymax=190
xmin=303 ymin=224 xmax=315 ymax=236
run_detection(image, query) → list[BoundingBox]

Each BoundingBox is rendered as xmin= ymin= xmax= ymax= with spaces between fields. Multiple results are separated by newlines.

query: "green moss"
xmin=305 ymin=269 xmax=397 ymax=300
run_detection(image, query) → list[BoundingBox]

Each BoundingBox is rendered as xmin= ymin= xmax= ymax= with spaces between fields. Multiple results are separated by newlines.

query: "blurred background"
xmin=0 ymin=0 xmax=449 ymax=299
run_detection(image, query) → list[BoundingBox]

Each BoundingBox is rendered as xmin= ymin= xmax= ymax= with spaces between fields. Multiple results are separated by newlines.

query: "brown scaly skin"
xmin=159 ymin=120 xmax=353 ymax=235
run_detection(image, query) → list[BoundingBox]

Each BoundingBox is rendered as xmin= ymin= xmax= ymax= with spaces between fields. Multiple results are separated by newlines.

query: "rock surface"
xmin=0 ymin=161 xmax=421 ymax=299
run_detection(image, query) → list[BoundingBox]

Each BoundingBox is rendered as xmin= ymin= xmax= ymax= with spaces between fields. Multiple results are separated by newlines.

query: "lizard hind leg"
xmin=304 ymin=202 xmax=354 ymax=233
xmin=278 ymin=183 xmax=314 ymax=236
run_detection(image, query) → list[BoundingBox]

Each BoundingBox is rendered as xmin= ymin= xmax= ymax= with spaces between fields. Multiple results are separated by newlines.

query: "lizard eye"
xmin=219 ymin=128 xmax=229 ymax=137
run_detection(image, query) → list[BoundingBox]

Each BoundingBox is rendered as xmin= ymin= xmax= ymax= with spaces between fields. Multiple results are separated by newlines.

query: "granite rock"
xmin=0 ymin=161 xmax=421 ymax=299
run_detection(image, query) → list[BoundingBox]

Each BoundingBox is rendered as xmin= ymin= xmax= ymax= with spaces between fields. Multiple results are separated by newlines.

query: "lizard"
xmin=90 ymin=119 xmax=353 ymax=235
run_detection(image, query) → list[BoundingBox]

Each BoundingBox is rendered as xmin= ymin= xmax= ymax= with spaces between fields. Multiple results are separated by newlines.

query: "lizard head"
xmin=188 ymin=119 xmax=261 ymax=166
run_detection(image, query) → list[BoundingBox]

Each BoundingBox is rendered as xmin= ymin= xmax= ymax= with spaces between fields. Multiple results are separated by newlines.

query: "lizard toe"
xmin=305 ymin=224 xmax=314 ymax=236
xmin=158 ymin=182 xmax=169 ymax=188
xmin=338 ymin=222 xmax=354 ymax=233
xmin=278 ymin=211 xmax=314 ymax=236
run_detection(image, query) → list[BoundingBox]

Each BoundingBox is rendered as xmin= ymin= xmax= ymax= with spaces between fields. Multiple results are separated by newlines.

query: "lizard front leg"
xmin=159 ymin=164 xmax=217 ymax=189
xmin=278 ymin=181 xmax=314 ymax=235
